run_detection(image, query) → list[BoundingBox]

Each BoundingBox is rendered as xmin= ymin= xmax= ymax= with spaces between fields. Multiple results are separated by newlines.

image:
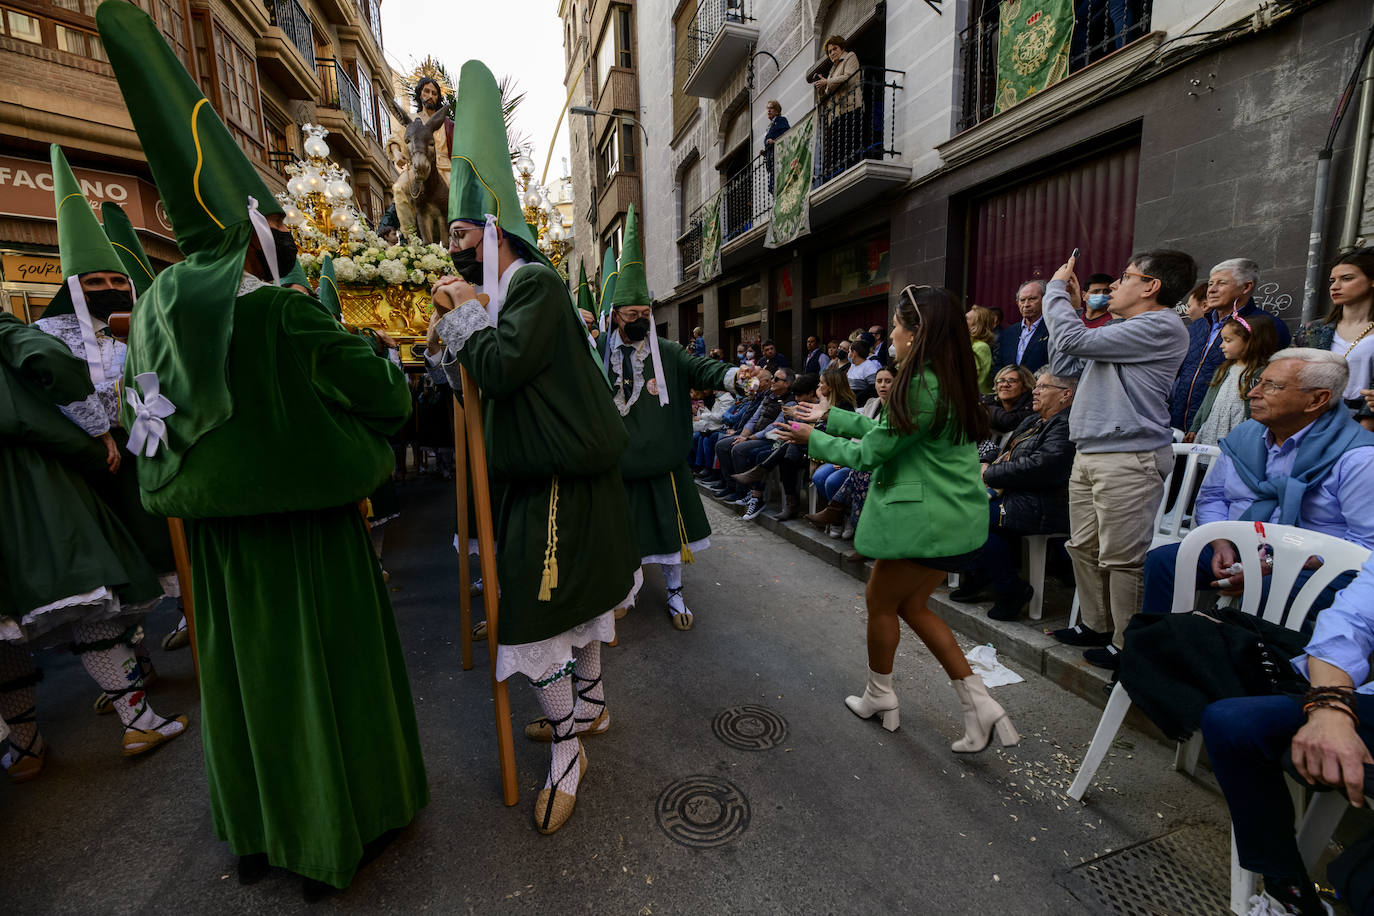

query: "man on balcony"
xmin=415 ymin=77 xmax=453 ymax=186
xmin=761 ymin=100 xmax=790 ymax=192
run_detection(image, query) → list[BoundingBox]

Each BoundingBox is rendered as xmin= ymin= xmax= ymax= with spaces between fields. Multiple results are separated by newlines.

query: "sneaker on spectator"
xmin=1082 ymin=645 xmax=1120 ymax=671
xmin=1247 ymin=885 xmax=1333 ymax=915
xmin=840 ymin=524 xmax=855 ymax=540
xmin=1051 ymin=623 xmax=1112 ymax=647
xmin=827 ymin=524 xmax=843 ymax=539
xmin=731 ymin=494 xmax=750 ymax=506
xmin=741 ymin=496 xmax=763 ymax=521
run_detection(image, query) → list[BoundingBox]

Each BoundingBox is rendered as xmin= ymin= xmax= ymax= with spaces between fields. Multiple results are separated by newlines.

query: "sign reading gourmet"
xmin=0 ymin=155 xmax=174 ymax=240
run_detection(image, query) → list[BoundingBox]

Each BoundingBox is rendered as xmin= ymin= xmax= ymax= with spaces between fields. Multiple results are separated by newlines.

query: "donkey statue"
xmin=403 ymin=102 xmax=451 ymax=246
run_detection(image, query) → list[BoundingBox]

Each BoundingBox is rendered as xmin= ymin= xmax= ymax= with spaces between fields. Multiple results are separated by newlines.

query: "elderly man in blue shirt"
xmin=1202 ymin=549 xmax=1374 ymax=915
xmin=1140 ymin=348 xmax=1374 ymax=616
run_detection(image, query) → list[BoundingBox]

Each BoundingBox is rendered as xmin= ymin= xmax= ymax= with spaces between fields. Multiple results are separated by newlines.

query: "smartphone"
xmin=1069 ymin=248 xmax=1079 ymax=261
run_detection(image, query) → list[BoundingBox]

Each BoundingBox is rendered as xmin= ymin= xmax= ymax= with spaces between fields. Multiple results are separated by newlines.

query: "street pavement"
xmin=1 ymin=478 xmax=1235 ymax=915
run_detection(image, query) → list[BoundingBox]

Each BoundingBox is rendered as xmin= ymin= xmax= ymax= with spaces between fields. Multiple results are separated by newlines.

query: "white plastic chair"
xmin=1067 ymin=521 xmax=1370 ymax=807
xmin=1024 ymin=532 xmax=1068 ymax=621
xmin=1066 ymin=442 xmax=1220 ymax=627
xmin=1230 ymin=791 xmax=1368 ymax=914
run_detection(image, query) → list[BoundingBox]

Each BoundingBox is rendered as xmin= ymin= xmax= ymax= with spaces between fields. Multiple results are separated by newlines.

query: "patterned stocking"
xmin=71 ymin=622 xmax=179 ymax=737
xmin=529 ymin=660 xmax=581 ymax=794
xmin=571 ymin=641 xmax=605 ymax=728
xmin=0 ymin=643 xmax=42 ymax=762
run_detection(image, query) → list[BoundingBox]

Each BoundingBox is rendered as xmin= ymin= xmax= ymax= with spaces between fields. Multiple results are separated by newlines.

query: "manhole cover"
xmin=712 ymin=705 xmax=788 ymax=751
xmin=655 ymin=776 xmax=751 ymax=848
xmin=1063 ymin=825 xmax=1231 ymax=915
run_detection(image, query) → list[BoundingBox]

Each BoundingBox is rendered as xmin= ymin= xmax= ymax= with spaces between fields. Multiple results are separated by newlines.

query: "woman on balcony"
xmin=814 ymin=34 xmax=862 ymax=180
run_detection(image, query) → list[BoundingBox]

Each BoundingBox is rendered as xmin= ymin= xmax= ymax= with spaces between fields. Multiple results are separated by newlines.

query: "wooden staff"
xmin=166 ymin=517 xmax=198 ymax=680
xmin=443 ymin=291 xmax=518 ymax=807
xmin=452 ymin=395 xmax=473 ymax=671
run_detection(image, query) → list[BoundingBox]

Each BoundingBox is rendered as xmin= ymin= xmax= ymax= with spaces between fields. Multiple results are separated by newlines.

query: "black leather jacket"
xmin=982 ymin=408 xmax=1074 ymax=534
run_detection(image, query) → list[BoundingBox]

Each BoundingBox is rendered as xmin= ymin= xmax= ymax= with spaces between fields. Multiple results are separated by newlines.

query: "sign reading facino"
xmin=0 ymin=155 xmax=174 ymax=240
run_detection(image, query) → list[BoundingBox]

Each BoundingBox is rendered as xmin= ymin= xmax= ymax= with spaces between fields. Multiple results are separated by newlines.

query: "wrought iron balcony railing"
xmin=677 ymin=203 xmax=704 ymax=282
xmin=812 ymin=67 xmax=903 ymax=187
xmin=958 ymin=0 xmax=1152 ymax=132
xmin=722 ymin=152 xmax=772 ymax=243
xmin=317 ymin=58 xmax=364 ymax=129
xmin=267 ymin=0 xmax=315 ymax=70
xmin=684 ymin=0 xmax=754 ymax=73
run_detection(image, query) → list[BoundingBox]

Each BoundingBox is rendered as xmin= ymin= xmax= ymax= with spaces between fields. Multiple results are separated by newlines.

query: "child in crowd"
xmin=1186 ymin=313 xmax=1279 ymax=446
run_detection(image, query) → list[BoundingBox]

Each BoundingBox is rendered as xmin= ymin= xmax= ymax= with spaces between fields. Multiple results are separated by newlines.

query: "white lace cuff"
xmin=435 ymin=301 xmax=495 ymax=388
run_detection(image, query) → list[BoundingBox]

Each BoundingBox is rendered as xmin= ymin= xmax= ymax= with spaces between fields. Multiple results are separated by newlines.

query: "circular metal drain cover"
xmin=655 ymin=776 xmax=751 ymax=848
xmin=712 ymin=705 xmax=788 ymax=751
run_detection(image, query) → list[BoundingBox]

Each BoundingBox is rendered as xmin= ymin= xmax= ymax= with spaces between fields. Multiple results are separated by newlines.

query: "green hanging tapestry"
xmin=764 ymin=111 xmax=814 ymax=249
xmin=698 ymin=188 xmax=722 ymax=282
xmin=994 ymin=0 xmax=1075 ymax=115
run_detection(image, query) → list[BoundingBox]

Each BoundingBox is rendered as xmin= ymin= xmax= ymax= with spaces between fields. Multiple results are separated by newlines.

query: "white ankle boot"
xmin=845 ymin=669 xmax=900 ymax=731
xmin=951 ymin=674 xmax=1019 ymax=753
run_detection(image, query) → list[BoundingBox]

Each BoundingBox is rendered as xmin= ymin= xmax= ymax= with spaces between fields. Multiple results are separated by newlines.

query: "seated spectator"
xmin=690 ymin=387 xmax=735 ymax=475
xmin=702 ymin=372 xmax=770 ymax=485
xmin=810 ymin=365 xmax=861 ymax=505
xmin=952 ymin=371 xmax=1076 ymax=619
xmin=805 ymin=365 xmax=895 ymax=538
xmin=977 ymin=364 xmax=1037 ymax=464
xmin=868 ymin=324 xmax=890 ymax=366
xmin=1141 ymin=348 xmax=1374 ymax=618
xmin=1295 ymin=246 xmax=1374 ymax=431
xmin=760 ymin=339 xmax=789 ymax=372
xmin=966 ymin=305 xmax=999 ymax=393
xmin=1080 ymin=273 xmax=1115 ymax=328
xmin=1185 ymin=312 xmax=1279 ymax=446
xmin=1170 ymin=258 xmax=1293 ymax=433
xmin=1202 ymin=548 xmax=1374 ymax=915
xmin=802 ymin=335 xmax=830 ymax=374
xmin=846 ymin=335 xmax=879 ymax=402
xmin=733 ymin=373 xmax=820 ymax=521
xmin=709 ymin=368 xmax=790 ymax=502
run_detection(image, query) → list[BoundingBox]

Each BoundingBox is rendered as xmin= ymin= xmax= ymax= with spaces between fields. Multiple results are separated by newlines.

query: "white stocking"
xmin=662 ymin=563 xmax=687 ymax=614
xmin=529 ymin=659 xmax=581 ymax=794
xmin=571 ymin=641 xmax=604 ymax=726
xmin=71 ymin=622 xmax=179 ymax=736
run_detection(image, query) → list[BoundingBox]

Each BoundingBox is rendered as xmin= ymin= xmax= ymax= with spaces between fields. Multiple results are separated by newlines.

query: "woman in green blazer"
xmin=779 ymin=286 xmax=1020 ymax=753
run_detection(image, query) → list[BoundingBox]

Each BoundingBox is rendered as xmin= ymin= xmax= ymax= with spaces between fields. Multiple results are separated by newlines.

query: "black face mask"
xmin=622 ymin=316 xmax=650 ymax=342
xmin=270 ymin=227 xmax=298 ymax=280
xmin=84 ymin=287 xmax=133 ymax=320
xmin=451 ymin=246 xmax=483 ymax=282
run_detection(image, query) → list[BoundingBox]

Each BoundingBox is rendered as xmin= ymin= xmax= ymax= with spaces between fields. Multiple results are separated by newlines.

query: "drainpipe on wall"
xmin=1339 ymin=32 xmax=1374 ymax=249
xmin=1304 ymin=20 xmax=1374 ymax=323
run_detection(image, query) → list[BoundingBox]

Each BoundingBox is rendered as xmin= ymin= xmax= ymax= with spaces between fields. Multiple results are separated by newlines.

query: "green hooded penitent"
xmin=575 ymin=259 xmax=594 ymax=315
xmin=610 ymin=203 xmax=649 ymax=309
xmin=97 ymin=0 xmax=283 ymax=490
xmin=101 ymin=201 xmax=156 ymax=295
xmin=42 ymin=144 xmax=128 ymax=319
xmin=317 ymin=254 xmax=342 ymax=319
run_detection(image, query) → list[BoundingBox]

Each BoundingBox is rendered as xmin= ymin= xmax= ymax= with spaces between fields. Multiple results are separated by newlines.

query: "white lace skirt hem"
xmin=495 ymin=567 xmax=644 ymax=682
xmin=640 ymin=537 xmax=710 ymax=568
xmin=0 ymin=585 xmax=165 ymax=646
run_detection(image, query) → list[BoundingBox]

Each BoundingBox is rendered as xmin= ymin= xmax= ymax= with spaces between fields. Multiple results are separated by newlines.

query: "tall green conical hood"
xmin=101 ymin=201 xmax=156 ymax=295
xmin=96 ymin=0 xmax=279 ymax=255
xmin=575 ymin=259 xmax=594 ymax=315
xmin=317 ymin=255 xmax=342 ymax=319
xmin=597 ymin=245 xmax=618 ymax=320
xmin=43 ymin=144 xmax=127 ymax=317
xmin=447 ymin=60 xmax=548 ymax=267
xmin=611 ymin=204 xmax=649 ymax=308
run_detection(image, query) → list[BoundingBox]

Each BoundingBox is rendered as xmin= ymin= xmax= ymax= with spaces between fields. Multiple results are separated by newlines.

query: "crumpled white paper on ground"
xmin=966 ymin=644 xmax=1024 ymax=687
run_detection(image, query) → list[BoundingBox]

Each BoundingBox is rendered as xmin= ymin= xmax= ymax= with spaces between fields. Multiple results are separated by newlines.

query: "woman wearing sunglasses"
xmin=778 ymin=286 xmax=1019 ymax=752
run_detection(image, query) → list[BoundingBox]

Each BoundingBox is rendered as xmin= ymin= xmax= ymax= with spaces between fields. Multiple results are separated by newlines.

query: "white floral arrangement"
xmin=296 ymin=230 xmax=453 ymax=289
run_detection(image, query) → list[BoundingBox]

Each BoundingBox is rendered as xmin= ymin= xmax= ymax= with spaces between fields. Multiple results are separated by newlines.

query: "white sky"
xmin=379 ymin=0 xmax=572 ymax=185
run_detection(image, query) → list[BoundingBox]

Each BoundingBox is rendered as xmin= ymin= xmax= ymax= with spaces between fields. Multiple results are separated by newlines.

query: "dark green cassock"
xmin=608 ymin=337 xmax=733 ymax=561
xmin=0 ymin=313 xmax=161 ymax=634
xmin=445 ymin=262 xmax=639 ymax=646
xmin=137 ymin=286 xmax=428 ymax=888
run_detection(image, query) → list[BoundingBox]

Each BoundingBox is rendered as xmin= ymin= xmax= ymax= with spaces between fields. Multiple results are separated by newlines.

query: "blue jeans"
xmin=1203 ymin=694 xmax=1374 ymax=882
xmin=1142 ymin=542 xmax=1353 ymax=623
xmin=812 ymin=464 xmax=851 ymax=502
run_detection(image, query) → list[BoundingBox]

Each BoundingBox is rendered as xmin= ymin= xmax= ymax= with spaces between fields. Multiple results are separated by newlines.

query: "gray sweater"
xmin=1044 ymin=279 xmax=1189 ymax=454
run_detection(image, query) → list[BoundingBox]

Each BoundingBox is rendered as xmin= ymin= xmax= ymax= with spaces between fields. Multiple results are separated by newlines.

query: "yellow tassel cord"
xmin=538 ymin=475 xmax=561 ymax=601
xmin=668 ymin=472 xmax=694 ymax=565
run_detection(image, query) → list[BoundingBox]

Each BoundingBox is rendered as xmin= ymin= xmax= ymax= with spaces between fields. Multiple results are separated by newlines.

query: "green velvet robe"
xmin=607 ymin=337 xmax=733 ymax=560
xmin=130 ymin=285 xmax=427 ymax=888
xmin=453 ymin=262 xmax=639 ymax=646
xmin=0 ymin=314 xmax=161 ymax=631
